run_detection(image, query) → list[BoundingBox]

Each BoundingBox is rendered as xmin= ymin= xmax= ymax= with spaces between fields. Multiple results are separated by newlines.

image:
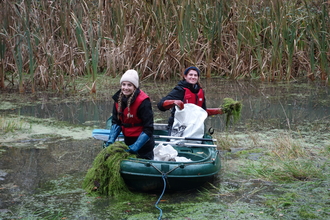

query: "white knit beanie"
xmin=120 ymin=69 xmax=139 ymax=88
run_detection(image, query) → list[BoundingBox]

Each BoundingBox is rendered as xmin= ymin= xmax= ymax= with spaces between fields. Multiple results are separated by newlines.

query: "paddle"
xmin=155 ymin=141 xmax=217 ymax=148
xmin=153 ymin=135 xmax=217 ymax=142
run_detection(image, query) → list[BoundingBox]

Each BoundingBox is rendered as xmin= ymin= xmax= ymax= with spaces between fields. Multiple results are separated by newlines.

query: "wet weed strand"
xmin=221 ymin=98 xmax=243 ymax=127
xmin=82 ymin=142 xmax=135 ymax=197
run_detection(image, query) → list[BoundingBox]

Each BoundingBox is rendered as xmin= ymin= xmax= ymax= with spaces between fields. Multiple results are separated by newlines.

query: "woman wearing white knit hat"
xmin=105 ymin=69 xmax=155 ymax=160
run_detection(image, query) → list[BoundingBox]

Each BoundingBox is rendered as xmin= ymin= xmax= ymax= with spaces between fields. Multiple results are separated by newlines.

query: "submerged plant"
xmin=221 ymin=98 xmax=243 ymax=127
xmin=0 ymin=115 xmax=29 ymax=133
xmin=82 ymin=142 xmax=135 ymax=197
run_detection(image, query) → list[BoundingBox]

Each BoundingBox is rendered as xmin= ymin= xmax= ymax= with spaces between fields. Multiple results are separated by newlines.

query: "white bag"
xmin=153 ymin=143 xmax=178 ymax=161
xmin=171 ymin=103 xmax=207 ymax=143
xmin=175 ymin=156 xmax=192 ymax=162
xmin=153 ymin=143 xmax=192 ymax=162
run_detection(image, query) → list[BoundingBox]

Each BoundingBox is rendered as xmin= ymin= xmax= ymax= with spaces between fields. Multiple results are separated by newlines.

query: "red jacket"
xmin=183 ymin=87 xmax=204 ymax=107
xmin=116 ymin=90 xmax=150 ymax=137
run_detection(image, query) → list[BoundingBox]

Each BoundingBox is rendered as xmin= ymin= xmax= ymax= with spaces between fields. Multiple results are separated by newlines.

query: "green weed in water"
xmin=82 ymin=142 xmax=135 ymax=197
xmin=220 ymin=98 xmax=243 ymax=127
xmin=0 ymin=115 xmax=29 ymax=133
xmin=242 ymin=158 xmax=325 ymax=182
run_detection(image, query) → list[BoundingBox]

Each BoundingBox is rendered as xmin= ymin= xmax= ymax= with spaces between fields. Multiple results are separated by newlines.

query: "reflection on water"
xmin=0 ymin=139 xmax=98 ymax=191
xmin=203 ymin=79 xmax=329 ymax=130
xmin=0 ymin=79 xmax=329 ymax=218
xmin=0 ymin=140 xmax=99 ymax=210
xmin=2 ymin=100 xmax=113 ymax=127
xmin=2 ymin=79 xmax=329 ymax=131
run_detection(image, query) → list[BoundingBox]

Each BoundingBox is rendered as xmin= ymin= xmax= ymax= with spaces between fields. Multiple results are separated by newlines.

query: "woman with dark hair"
xmin=157 ymin=66 xmax=223 ymax=132
xmin=105 ymin=69 xmax=154 ymax=160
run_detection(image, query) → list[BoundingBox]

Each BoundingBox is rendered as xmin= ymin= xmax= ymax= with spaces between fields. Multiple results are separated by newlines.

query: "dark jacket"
xmin=111 ymin=88 xmax=154 ymax=159
xmin=157 ymin=80 xmax=206 ymax=127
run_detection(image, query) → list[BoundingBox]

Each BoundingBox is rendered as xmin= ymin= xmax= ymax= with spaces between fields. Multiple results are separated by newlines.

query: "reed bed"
xmin=0 ymin=0 xmax=329 ymax=92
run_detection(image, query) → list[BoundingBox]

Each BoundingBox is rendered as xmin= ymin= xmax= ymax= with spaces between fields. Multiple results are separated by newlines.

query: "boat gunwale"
xmin=120 ymin=169 xmax=221 ymax=178
xmin=121 ymin=147 xmax=218 ymax=164
xmin=120 ymin=149 xmax=220 ymax=178
xmin=120 ymin=155 xmax=221 ymax=177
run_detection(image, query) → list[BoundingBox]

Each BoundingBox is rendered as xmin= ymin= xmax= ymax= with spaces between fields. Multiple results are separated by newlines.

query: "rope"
xmin=155 ymin=173 xmax=166 ymax=220
xmin=123 ymin=155 xmax=219 ymax=219
xmin=149 ymin=162 xmax=188 ymax=220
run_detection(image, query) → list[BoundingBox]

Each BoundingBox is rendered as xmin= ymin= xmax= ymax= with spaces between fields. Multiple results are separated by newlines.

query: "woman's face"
xmin=184 ymin=70 xmax=199 ymax=84
xmin=121 ymin=81 xmax=135 ymax=96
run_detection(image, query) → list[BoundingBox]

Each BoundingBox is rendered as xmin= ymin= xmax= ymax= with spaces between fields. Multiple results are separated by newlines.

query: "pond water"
xmin=3 ymin=79 xmax=329 ymax=130
xmin=0 ymin=79 xmax=329 ymax=219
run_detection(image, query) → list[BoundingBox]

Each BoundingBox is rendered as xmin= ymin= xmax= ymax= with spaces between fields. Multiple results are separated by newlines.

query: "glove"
xmin=162 ymin=100 xmax=184 ymax=110
xmin=126 ymin=132 xmax=150 ymax=154
xmin=206 ymin=108 xmax=224 ymax=116
xmin=104 ymin=124 xmax=121 ymax=147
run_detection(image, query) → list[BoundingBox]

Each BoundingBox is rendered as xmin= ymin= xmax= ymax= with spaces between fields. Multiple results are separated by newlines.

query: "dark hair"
xmin=184 ymin=66 xmax=200 ymax=76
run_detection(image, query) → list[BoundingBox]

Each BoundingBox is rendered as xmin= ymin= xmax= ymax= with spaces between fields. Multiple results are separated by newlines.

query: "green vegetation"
xmin=240 ymin=134 xmax=326 ymax=182
xmin=0 ymin=0 xmax=329 ymax=93
xmin=0 ymin=115 xmax=30 ymax=133
xmin=1 ymin=120 xmax=329 ymax=219
xmin=216 ymin=132 xmax=328 ymax=182
xmin=212 ymin=130 xmax=329 ymax=219
xmin=82 ymin=142 xmax=134 ymax=197
xmin=221 ymin=98 xmax=243 ymax=127
xmin=0 ymin=79 xmax=329 ymax=219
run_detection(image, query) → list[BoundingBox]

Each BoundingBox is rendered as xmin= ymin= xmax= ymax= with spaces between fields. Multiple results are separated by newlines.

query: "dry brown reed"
xmin=0 ymin=0 xmax=329 ymax=92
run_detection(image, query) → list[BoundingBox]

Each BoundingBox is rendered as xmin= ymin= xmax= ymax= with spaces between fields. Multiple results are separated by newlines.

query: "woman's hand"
xmin=162 ymin=100 xmax=184 ymax=110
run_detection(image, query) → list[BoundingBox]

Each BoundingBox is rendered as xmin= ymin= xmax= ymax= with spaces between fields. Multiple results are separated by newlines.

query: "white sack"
xmin=153 ymin=143 xmax=178 ymax=161
xmin=175 ymin=156 xmax=192 ymax=162
xmin=171 ymin=103 xmax=207 ymax=143
xmin=153 ymin=143 xmax=192 ymax=162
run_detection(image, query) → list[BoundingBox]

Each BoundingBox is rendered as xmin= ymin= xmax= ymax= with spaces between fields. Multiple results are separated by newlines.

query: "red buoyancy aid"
xmin=116 ymin=90 xmax=150 ymax=137
xmin=183 ymin=87 xmax=204 ymax=107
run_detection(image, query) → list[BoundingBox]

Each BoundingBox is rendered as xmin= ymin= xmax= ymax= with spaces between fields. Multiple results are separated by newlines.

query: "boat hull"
xmin=93 ymin=122 xmax=222 ymax=192
xmin=120 ymin=146 xmax=221 ymax=192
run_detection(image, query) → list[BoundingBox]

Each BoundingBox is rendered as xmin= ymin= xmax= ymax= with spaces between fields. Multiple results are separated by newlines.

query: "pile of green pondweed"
xmin=82 ymin=142 xmax=135 ymax=197
xmin=221 ymin=98 xmax=243 ymax=127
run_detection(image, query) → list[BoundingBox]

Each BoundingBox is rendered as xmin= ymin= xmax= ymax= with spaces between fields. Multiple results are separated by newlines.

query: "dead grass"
xmin=0 ymin=0 xmax=329 ymax=92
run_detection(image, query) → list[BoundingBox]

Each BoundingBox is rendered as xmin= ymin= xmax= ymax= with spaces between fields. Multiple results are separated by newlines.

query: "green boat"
xmin=92 ymin=123 xmax=221 ymax=192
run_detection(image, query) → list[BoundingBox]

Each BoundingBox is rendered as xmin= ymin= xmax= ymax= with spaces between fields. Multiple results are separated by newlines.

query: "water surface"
xmin=0 ymin=79 xmax=329 ymax=219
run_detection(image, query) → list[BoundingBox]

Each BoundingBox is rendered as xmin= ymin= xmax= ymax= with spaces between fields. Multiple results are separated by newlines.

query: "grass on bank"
xmin=246 ymin=134 xmax=327 ymax=182
xmin=212 ymin=130 xmax=329 ymax=219
xmin=216 ymin=131 xmax=328 ymax=182
xmin=0 ymin=115 xmax=31 ymax=133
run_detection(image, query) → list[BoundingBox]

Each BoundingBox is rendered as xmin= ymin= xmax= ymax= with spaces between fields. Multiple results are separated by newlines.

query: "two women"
xmin=106 ymin=66 xmax=223 ymax=160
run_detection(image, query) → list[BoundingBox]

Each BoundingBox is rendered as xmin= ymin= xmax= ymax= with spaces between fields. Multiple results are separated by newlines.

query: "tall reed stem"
xmin=0 ymin=0 xmax=329 ymax=92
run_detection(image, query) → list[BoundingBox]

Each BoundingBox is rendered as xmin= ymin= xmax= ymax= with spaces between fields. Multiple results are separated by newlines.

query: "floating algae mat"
xmin=82 ymin=142 xmax=135 ymax=197
xmin=221 ymin=98 xmax=243 ymax=127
